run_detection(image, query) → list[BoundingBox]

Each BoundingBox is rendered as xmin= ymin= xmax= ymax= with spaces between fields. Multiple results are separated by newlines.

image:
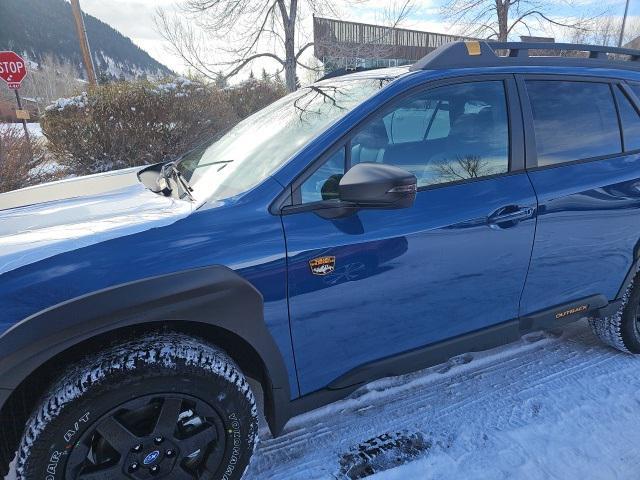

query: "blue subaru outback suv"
xmin=2 ymin=40 xmax=640 ymax=479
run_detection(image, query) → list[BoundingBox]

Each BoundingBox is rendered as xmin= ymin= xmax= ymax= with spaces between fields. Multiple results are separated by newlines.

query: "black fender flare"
xmin=616 ymin=239 xmax=640 ymax=300
xmin=0 ymin=265 xmax=292 ymax=434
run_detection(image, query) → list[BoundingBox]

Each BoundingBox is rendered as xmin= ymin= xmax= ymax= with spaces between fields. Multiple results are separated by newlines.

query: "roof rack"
xmin=318 ymin=66 xmax=382 ymax=81
xmin=410 ymin=40 xmax=640 ymax=71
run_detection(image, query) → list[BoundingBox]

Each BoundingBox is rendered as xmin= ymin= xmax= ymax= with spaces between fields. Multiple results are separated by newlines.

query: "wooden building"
xmin=313 ymin=17 xmax=476 ymax=72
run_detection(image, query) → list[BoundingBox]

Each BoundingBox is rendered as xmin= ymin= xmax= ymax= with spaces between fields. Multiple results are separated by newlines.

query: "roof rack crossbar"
xmin=410 ymin=40 xmax=640 ymax=72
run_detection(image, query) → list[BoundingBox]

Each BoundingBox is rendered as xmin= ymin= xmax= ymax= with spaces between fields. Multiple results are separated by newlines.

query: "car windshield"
xmin=177 ymin=77 xmax=395 ymax=201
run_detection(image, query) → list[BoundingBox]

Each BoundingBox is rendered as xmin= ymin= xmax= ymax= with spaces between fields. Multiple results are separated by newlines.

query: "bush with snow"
xmin=40 ymin=77 xmax=285 ymax=176
xmin=226 ymin=77 xmax=287 ymax=120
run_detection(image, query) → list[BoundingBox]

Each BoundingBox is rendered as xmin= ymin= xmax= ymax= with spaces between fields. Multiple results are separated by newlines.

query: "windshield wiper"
xmin=192 ymin=159 xmax=234 ymax=170
xmin=157 ymin=162 xmax=194 ymax=201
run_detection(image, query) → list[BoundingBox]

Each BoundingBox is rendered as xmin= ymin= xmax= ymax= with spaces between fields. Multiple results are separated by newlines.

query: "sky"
xmin=77 ymin=0 xmax=640 ymax=77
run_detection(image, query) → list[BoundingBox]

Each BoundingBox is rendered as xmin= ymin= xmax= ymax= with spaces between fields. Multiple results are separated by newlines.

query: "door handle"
xmin=488 ymin=206 xmax=534 ymax=229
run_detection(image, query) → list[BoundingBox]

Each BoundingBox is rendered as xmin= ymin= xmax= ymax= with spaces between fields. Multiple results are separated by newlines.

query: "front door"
xmin=282 ymin=77 xmax=538 ymax=394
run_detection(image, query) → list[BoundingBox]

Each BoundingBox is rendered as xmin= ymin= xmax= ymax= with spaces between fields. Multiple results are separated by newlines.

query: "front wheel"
xmin=16 ymin=333 xmax=258 ymax=480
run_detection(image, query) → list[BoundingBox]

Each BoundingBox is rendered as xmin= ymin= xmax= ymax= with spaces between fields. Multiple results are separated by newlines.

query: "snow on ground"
xmin=0 ymin=122 xmax=43 ymax=137
xmin=24 ymin=123 xmax=42 ymax=138
xmin=245 ymin=320 xmax=640 ymax=480
xmin=4 ymin=320 xmax=640 ymax=480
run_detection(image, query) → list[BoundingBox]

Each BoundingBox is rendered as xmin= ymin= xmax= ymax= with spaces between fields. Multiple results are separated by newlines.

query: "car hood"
xmin=0 ymin=172 xmax=193 ymax=275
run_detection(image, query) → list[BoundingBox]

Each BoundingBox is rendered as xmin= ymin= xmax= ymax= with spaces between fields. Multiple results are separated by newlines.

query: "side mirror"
xmin=339 ymin=162 xmax=417 ymax=209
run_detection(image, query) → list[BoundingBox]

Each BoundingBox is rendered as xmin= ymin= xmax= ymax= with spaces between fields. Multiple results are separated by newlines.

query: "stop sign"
xmin=0 ymin=51 xmax=27 ymax=89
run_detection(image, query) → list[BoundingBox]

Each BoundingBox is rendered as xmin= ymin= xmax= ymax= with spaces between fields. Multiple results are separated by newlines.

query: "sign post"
xmin=0 ymin=51 xmax=30 ymax=141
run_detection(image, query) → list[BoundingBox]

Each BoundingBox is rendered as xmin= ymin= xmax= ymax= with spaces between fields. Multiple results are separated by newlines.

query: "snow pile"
xmin=45 ymin=92 xmax=89 ymax=112
xmin=153 ymin=77 xmax=194 ymax=94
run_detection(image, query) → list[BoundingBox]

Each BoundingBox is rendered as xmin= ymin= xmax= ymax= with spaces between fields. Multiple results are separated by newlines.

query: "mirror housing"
xmin=338 ymin=162 xmax=417 ymax=209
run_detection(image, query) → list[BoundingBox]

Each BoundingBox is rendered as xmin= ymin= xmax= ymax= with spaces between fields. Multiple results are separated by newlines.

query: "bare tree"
xmin=18 ymin=55 xmax=81 ymax=114
xmin=571 ymin=15 xmax=640 ymax=48
xmin=440 ymin=0 xmax=597 ymax=41
xmin=155 ymin=0 xmax=414 ymax=92
xmin=434 ymin=154 xmax=493 ymax=182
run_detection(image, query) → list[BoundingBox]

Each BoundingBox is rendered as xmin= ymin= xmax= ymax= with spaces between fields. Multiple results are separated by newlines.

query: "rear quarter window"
xmin=616 ymin=85 xmax=640 ymax=151
xmin=526 ymin=80 xmax=622 ymax=166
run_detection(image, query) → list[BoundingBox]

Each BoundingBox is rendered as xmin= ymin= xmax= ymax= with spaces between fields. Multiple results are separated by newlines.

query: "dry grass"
xmin=0 ymin=125 xmax=60 ymax=194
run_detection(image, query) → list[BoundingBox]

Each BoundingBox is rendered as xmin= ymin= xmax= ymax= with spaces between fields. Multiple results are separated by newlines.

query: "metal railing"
xmin=313 ymin=17 xmax=476 ymax=62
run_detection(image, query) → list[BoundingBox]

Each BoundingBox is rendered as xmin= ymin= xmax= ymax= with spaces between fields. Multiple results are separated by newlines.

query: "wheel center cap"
xmin=125 ymin=438 xmax=179 ymax=479
xmin=143 ymin=450 xmax=161 ymax=465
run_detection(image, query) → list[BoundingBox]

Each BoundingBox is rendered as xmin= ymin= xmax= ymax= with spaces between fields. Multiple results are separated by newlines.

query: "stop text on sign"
xmin=0 ymin=61 xmax=25 ymax=75
xmin=0 ymin=51 xmax=28 ymax=89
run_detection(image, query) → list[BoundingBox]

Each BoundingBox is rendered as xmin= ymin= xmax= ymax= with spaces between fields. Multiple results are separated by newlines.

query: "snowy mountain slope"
xmin=246 ymin=320 xmax=640 ymax=479
xmin=0 ymin=0 xmax=172 ymax=81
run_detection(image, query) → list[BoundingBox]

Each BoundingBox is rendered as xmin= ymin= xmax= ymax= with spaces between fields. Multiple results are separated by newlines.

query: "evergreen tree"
xmin=215 ymin=71 xmax=228 ymax=88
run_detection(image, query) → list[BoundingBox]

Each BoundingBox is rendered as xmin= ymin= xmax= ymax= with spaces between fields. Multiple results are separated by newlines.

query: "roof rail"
xmin=318 ymin=66 xmax=385 ymax=81
xmin=410 ymin=40 xmax=640 ymax=71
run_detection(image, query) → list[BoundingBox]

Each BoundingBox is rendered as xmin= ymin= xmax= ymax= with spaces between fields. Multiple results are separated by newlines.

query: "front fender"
xmin=0 ymin=265 xmax=292 ymax=432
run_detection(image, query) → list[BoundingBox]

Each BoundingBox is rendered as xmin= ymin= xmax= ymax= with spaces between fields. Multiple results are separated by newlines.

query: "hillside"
xmin=0 ymin=0 xmax=172 ymax=80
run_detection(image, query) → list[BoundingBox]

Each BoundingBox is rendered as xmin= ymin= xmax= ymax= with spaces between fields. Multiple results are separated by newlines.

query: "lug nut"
xmin=129 ymin=462 xmax=139 ymax=472
xmin=154 ymin=436 xmax=164 ymax=445
xmin=166 ymin=449 xmax=175 ymax=458
xmin=149 ymin=465 xmax=160 ymax=475
xmin=131 ymin=444 xmax=143 ymax=453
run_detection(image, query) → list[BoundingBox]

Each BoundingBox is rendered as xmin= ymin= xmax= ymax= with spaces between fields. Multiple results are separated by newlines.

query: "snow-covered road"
xmin=246 ymin=320 xmax=640 ymax=480
xmin=5 ymin=320 xmax=639 ymax=479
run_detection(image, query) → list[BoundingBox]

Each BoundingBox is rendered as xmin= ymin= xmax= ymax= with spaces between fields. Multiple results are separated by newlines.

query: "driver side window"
xmin=299 ymin=80 xmax=510 ymax=203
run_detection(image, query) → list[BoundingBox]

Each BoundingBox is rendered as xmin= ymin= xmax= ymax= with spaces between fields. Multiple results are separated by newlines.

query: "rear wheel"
xmin=15 ymin=333 xmax=258 ymax=480
xmin=590 ymin=274 xmax=640 ymax=354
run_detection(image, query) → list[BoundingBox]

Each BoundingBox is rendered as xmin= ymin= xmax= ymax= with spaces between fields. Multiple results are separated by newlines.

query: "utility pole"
xmin=70 ymin=0 xmax=97 ymax=85
xmin=619 ymin=0 xmax=631 ymax=48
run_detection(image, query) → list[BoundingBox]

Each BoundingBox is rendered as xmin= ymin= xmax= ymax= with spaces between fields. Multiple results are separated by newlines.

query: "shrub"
xmin=41 ymin=77 xmax=287 ymax=176
xmin=0 ymin=125 xmax=59 ymax=194
xmin=227 ymin=78 xmax=287 ymax=120
xmin=41 ymin=78 xmax=238 ymax=175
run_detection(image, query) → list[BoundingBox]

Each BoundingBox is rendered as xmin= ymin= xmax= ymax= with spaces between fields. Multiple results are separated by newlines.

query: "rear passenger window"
xmin=526 ymin=81 xmax=621 ymax=166
xmin=614 ymin=86 xmax=640 ymax=151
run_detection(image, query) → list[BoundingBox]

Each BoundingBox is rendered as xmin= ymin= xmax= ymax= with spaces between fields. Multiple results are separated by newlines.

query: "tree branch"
xmin=224 ymin=52 xmax=286 ymax=78
xmin=295 ymin=42 xmax=315 ymax=60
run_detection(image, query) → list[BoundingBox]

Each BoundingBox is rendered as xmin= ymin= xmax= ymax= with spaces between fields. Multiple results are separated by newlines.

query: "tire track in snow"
xmin=246 ymin=321 xmax=640 ymax=480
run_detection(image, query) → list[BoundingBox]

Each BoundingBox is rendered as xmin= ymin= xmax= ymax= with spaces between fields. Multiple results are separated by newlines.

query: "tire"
xmin=15 ymin=332 xmax=259 ymax=480
xmin=589 ymin=272 xmax=640 ymax=354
